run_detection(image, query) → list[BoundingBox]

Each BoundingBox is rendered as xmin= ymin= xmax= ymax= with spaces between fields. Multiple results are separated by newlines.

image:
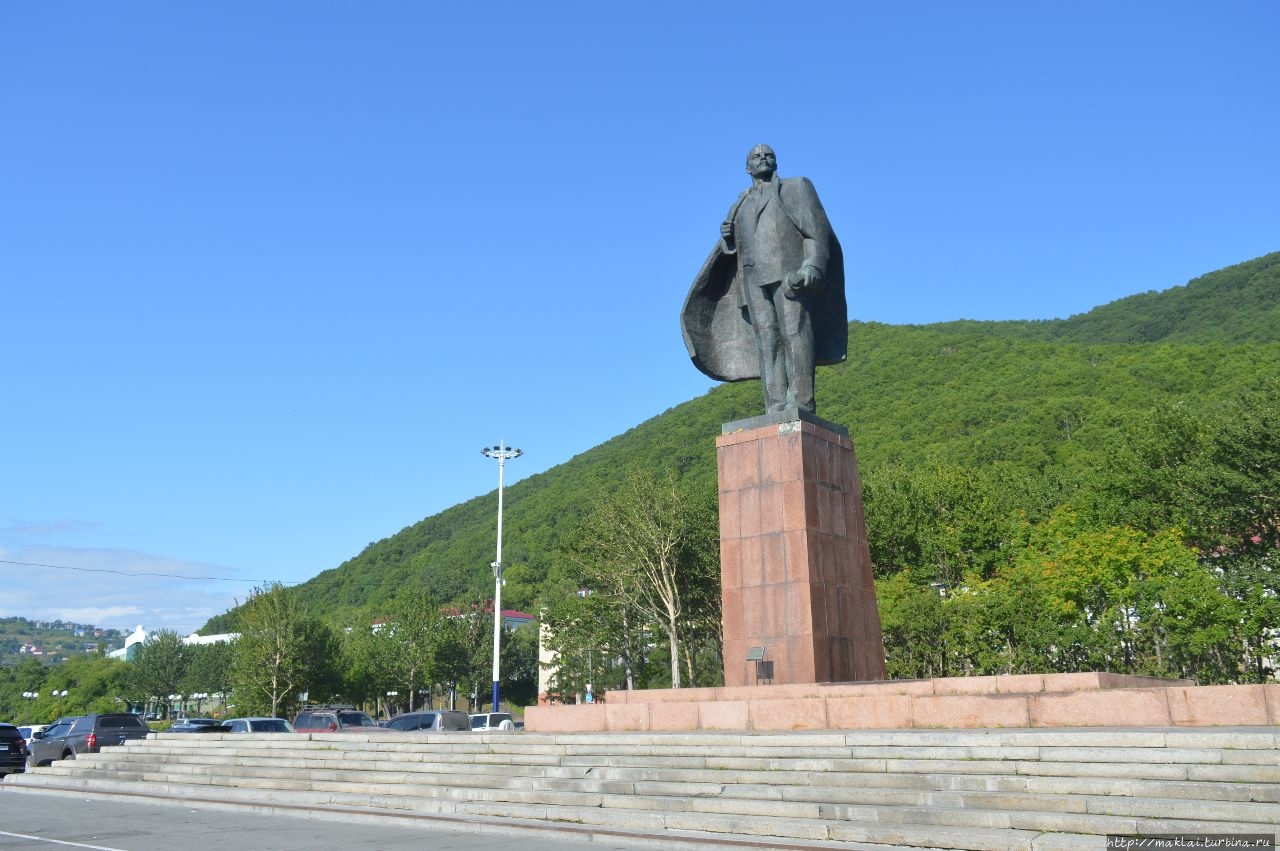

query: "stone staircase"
xmin=4 ymin=728 xmax=1280 ymax=850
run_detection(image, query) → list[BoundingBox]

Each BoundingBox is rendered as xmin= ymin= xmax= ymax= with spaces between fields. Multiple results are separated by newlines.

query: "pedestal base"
xmin=522 ymin=673 xmax=1270 ymax=733
xmin=717 ymin=412 xmax=886 ymax=686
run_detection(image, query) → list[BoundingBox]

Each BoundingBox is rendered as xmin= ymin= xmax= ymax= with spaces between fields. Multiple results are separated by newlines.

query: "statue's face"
xmin=746 ymin=145 xmax=776 ymax=179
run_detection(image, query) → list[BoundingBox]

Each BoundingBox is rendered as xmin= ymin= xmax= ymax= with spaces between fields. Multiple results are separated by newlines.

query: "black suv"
xmin=25 ymin=717 xmax=77 ymax=767
xmin=0 ymin=723 xmax=27 ymax=777
xmin=29 ymin=713 xmax=150 ymax=765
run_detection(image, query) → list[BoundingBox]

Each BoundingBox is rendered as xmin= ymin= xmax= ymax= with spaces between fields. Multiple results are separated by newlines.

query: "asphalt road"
xmin=0 ymin=790 xmax=649 ymax=851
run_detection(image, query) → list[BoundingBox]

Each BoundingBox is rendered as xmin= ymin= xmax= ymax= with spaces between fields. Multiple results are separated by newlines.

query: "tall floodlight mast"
xmin=481 ymin=440 xmax=522 ymax=713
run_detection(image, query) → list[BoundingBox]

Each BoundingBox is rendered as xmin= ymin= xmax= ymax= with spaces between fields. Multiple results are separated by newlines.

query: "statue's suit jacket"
xmin=682 ymin=177 xmax=847 ymax=383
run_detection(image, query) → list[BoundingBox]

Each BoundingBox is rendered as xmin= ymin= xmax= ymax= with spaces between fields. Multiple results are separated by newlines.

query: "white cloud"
xmin=0 ymin=545 xmax=248 ymax=635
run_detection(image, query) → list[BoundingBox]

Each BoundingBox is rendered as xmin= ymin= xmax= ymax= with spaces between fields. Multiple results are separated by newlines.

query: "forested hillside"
xmin=935 ymin=252 xmax=1280 ymax=345
xmin=202 ymin=252 xmax=1280 ymax=688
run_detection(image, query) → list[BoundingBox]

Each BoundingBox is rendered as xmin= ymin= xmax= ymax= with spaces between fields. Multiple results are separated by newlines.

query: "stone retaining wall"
xmin=525 ymin=673 xmax=1280 ymax=733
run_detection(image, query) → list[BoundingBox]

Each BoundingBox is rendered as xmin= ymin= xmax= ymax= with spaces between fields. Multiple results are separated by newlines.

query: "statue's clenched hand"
xmin=785 ymin=265 xmax=823 ymax=298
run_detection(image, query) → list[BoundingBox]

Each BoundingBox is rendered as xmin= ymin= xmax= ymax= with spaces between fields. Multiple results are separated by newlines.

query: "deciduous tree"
xmin=231 ymin=582 xmax=335 ymax=717
xmin=565 ymin=469 xmax=718 ymax=689
xmin=127 ymin=630 xmax=189 ymax=714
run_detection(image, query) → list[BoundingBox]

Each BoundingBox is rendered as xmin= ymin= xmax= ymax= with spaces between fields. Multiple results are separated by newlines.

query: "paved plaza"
xmin=0 ymin=791 xmax=660 ymax=851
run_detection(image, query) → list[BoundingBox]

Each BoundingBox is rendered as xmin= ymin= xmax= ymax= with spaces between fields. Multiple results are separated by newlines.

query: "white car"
xmin=17 ymin=724 xmax=49 ymax=743
xmin=469 ymin=712 xmax=516 ymax=732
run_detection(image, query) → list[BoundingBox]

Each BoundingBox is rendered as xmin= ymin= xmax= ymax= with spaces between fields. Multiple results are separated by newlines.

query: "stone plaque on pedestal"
xmin=717 ymin=408 xmax=886 ymax=686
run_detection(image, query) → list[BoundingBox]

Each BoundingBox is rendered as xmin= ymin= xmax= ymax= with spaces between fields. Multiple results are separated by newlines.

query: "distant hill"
xmin=0 ymin=616 xmax=124 ymax=663
xmin=935 ymin=252 xmax=1280 ymax=344
xmin=203 ymin=251 xmax=1280 ymax=632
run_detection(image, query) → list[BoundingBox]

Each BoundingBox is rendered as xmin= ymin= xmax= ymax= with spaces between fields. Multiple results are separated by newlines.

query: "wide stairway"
xmin=4 ymin=728 xmax=1280 ymax=850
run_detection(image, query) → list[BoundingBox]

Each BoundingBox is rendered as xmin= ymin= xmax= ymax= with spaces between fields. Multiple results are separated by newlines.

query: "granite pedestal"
xmin=716 ymin=408 xmax=886 ymax=686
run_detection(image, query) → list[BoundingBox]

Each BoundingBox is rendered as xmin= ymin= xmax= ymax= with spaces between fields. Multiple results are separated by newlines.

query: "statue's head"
xmin=745 ymin=144 xmax=777 ymax=179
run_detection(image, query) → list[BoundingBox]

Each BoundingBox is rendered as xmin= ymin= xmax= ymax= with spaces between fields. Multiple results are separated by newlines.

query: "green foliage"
xmin=181 ymin=642 xmax=234 ymax=714
xmin=374 ymin=591 xmax=442 ymax=711
xmin=938 ymin=252 xmax=1280 ymax=345
xmin=125 ymin=631 xmax=189 ymax=710
xmin=540 ymin=589 xmax=637 ymax=700
xmin=879 ymin=513 xmax=1241 ymax=683
xmin=334 ymin=590 xmax=534 ymax=714
xmin=864 ymin=463 xmax=1069 ymax=584
xmin=0 ymin=655 xmax=132 ymax=722
xmin=551 ymin=469 xmax=719 ymax=691
xmin=875 ymin=572 xmax=954 ymax=679
xmin=231 ymin=582 xmax=337 ymax=717
xmin=1005 ymin=513 xmax=1238 ymax=680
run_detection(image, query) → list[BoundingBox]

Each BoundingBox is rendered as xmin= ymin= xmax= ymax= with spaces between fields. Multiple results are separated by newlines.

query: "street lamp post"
xmin=44 ymin=689 xmax=69 ymax=715
xmin=481 ymin=440 xmax=522 ymax=713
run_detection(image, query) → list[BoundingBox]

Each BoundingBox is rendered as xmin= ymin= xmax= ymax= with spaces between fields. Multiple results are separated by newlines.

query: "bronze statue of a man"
xmin=681 ymin=144 xmax=846 ymax=414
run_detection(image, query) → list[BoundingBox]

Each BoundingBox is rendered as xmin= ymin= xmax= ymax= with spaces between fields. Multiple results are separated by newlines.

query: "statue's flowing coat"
xmin=681 ymin=177 xmax=847 ymax=383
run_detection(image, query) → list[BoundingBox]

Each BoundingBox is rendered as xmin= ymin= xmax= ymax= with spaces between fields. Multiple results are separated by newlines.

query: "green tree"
xmin=341 ymin=612 xmax=395 ymax=712
xmin=875 ymin=571 xmax=954 ymax=678
xmin=0 ymin=657 xmax=50 ymax=721
xmin=389 ymin=591 xmax=443 ymax=712
xmin=126 ymin=631 xmax=189 ymax=716
xmin=865 ymin=463 xmax=1066 ymax=584
xmin=502 ymin=621 xmax=540 ymax=707
xmin=539 ymin=589 xmax=634 ymax=700
xmin=1087 ymin=382 xmax=1280 ymax=680
xmin=0 ymin=655 xmax=131 ymax=721
xmin=231 ymin=582 xmax=336 ymax=718
xmin=434 ymin=601 xmax=497 ymax=711
xmin=994 ymin=511 xmax=1239 ymax=680
xmin=429 ymin=612 xmax=477 ymax=710
xmin=182 ymin=642 xmax=235 ymax=715
xmin=350 ymin=590 xmax=448 ymax=714
xmin=564 ymin=469 xmax=718 ymax=689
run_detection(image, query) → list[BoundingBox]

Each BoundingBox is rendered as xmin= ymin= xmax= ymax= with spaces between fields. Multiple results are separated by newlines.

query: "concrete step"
xmin=142 ymin=731 xmax=1280 ymax=763
xmin=57 ymin=736 xmax=1280 ymax=793
xmin=107 ymin=750 xmax=1280 ymax=785
xmin=9 ymin=728 xmax=1279 ymax=850
xmin=10 ymin=770 xmax=1278 ymax=851
xmin=59 ymin=750 xmax=587 ymax=780
xmin=91 ymin=736 xmax=1280 ymax=788
xmin=43 ymin=751 xmax=1280 ymax=826
xmin=67 ymin=738 xmax=1280 ymax=787
xmin=148 ymin=727 xmax=1280 ymax=757
xmin=20 ymin=759 xmax=1280 ymax=839
xmin=47 ymin=736 xmax=1280 ymax=802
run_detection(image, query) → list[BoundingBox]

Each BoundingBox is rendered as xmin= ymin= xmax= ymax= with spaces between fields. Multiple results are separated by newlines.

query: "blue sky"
xmin=3 ymin=1 xmax=1277 ymax=635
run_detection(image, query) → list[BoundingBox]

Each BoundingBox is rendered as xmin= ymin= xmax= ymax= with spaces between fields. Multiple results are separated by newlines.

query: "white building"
xmin=107 ymin=625 xmax=238 ymax=661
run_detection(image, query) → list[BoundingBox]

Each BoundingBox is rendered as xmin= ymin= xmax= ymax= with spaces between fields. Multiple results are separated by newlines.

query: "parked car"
xmin=469 ymin=712 xmax=516 ymax=732
xmin=17 ymin=724 xmax=49 ymax=743
xmin=168 ymin=717 xmax=230 ymax=733
xmin=384 ymin=710 xmax=470 ymax=732
xmin=26 ymin=716 xmax=80 ymax=767
xmin=1 ymin=723 xmax=28 ymax=777
xmin=224 ymin=717 xmax=295 ymax=733
xmin=292 ymin=708 xmax=382 ymax=733
xmin=59 ymin=713 xmax=152 ymax=758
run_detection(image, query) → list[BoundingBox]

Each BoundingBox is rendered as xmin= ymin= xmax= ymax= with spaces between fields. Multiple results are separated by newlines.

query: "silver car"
xmin=385 ymin=710 xmax=470 ymax=732
xmin=223 ymin=717 xmax=295 ymax=733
